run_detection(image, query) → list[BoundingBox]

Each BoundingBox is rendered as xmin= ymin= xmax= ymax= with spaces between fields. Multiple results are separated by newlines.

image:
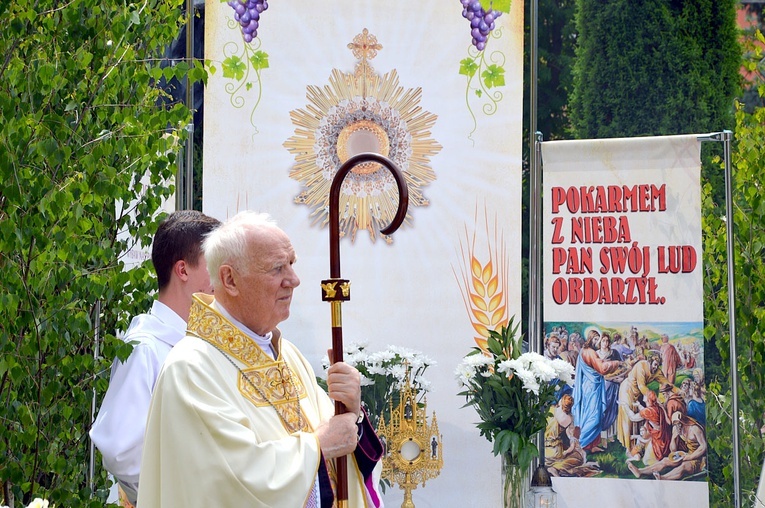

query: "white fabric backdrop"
xmin=203 ymin=1 xmax=525 ymax=505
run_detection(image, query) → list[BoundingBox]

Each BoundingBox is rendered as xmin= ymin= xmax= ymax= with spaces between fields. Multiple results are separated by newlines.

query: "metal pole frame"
xmin=184 ymin=0 xmax=195 ymax=211
xmin=698 ymin=129 xmax=739 ymax=508
xmin=528 ymin=0 xmax=545 ymax=474
xmin=177 ymin=0 xmax=195 ymax=211
xmin=528 ymin=0 xmax=540 ymax=357
xmin=184 ymin=0 xmax=195 ymax=210
xmin=88 ymin=300 xmax=101 ymax=496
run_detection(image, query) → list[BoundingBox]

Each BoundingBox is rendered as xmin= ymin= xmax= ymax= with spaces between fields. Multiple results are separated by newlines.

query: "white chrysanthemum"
xmin=366 ymin=363 xmax=388 ymax=376
xmin=550 ymin=358 xmax=575 ymax=385
xmin=455 ymin=363 xmax=476 ymax=386
xmin=345 ymin=346 xmax=370 ymax=368
xmin=419 ymin=354 xmax=437 ymax=367
xmin=455 ymin=354 xmax=493 ymax=386
xmin=498 ymin=359 xmax=542 ymax=395
xmin=344 ymin=341 xmax=368 ymax=354
xmin=371 ymin=349 xmax=396 ymax=364
xmin=515 ymin=368 xmax=541 ymax=395
xmin=523 ymin=354 xmax=557 ymax=383
xmin=499 ymin=357 xmax=522 ymax=374
xmin=359 ymin=374 xmax=374 ymax=386
xmin=389 ymin=363 xmax=407 ymax=382
xmin=408 ymin=354 xmax=432 ymax=371
xmin=388 ymin=344 xmax=417 ymax=359
xmin=27 ymin=500 xmax=50 ymax=508
xmin=413 ymin=376 xmax=432 ymax=393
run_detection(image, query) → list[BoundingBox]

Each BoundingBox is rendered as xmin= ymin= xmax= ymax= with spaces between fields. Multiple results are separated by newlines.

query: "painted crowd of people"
xmin=543 ymin=324 xmax=707 ymax=481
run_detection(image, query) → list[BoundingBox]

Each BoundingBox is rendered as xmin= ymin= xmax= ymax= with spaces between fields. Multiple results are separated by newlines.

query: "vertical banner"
xmin=203 ymin=1 xmax=524 ymax=505
xmin=541 ymin=136 xmax=708 ymax=507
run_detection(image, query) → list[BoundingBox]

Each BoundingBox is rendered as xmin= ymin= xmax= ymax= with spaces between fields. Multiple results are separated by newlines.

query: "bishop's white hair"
xmin=202 ymin=211 xmax=278 ymax=290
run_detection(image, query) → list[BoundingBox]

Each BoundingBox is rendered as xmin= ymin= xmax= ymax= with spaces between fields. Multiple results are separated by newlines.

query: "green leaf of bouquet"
xmin=518 ymin=441 xmax=539 ymax=468
xmin=495 ymin=429 xmax=521 ymax=457
xmin=487 ymin=334 xmax=503 ymax=356
xmin=466 ymin=348 xmax=483 ymax=358
xmin=222 ymin=55 xmax=246 ymax=81
xmin=459 ymin=57 xmax=478 ymax=77
xmin=482 ymin=64 xmax=506 ymax=89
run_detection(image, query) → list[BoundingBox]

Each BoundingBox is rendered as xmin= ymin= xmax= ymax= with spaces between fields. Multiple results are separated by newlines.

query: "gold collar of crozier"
xmin=187 ymin=293 xmax=280 ymax=368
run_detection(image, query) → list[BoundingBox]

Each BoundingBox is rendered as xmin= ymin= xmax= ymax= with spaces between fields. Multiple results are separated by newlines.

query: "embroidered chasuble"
xmin=138 ymin=294 xmax=382 ymax=508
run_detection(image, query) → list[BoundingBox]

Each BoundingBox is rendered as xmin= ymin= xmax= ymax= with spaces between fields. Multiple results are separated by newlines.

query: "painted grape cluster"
xmin=227 ymin=0 xmax=269 ymax=43
xmin=460 ymin=0 xmax=502 ymax=51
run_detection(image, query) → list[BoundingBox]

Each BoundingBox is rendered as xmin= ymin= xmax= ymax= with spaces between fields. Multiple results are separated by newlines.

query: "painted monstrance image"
xmin=284 ymin=29 xmax=442 ymax=243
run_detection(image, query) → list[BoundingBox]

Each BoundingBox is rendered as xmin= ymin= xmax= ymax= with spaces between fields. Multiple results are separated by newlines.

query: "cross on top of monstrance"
xmin=377 ymin=364 xmax=443 ymax=508
xmin=347 ymin=28 xmax=382 ymax=95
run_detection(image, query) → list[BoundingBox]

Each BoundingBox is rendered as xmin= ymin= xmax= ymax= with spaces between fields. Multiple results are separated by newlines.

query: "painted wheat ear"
xmin=455 ymin=210 xmax=509 ymax=352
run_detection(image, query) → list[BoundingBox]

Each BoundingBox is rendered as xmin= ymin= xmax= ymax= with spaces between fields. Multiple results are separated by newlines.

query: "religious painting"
xmin=542 ymin=320 xmax=706 ymax=482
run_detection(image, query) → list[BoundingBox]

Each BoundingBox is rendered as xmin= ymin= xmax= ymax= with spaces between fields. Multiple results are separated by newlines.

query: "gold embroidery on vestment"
xmin=187 ymin=294 xmax=307 ymax=433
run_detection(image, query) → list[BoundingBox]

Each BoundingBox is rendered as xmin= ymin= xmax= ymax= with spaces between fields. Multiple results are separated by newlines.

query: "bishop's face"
xmin=233 ymin=226 xmax=301 ymax=335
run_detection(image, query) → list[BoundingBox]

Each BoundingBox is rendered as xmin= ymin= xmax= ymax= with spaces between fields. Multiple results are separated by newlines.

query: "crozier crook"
xmin=321 ymin=152 xmax=409 ymax=506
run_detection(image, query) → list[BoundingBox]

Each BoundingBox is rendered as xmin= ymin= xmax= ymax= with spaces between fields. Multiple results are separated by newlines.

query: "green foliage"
xmin=0 ymin=0 xmax=202 ymax=505
xmin=523 ymin=0 xmax=577 ymax=143
xmin=569 ymin=0 xmax=740 ymax=139
xmin=250 ymin=50 xmax=269 ymax=71
xmin=702 ymin=92 xmax=765 ymax=506
xmin=460 ymin=47 xmax=507 ymax=97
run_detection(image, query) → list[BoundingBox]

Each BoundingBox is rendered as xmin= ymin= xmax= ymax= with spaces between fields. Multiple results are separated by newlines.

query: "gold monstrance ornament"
xmin=284 ymin=28 xmax=441 ymax=242
xmin=377 ymin=371 xmax=444 ymax=508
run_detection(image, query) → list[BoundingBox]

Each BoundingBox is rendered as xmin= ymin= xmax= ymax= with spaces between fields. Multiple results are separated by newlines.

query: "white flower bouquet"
xmin=321 ymin=342 xmax=435 ymax=429
xmin=455 ymin=318 xmax=574 ymax=470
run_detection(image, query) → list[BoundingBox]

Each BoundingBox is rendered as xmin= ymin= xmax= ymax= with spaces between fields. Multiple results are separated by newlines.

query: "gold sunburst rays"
xmin=284 ymin=30 xmax=441 ymax=243
xmin=454 ymin=206 xmax=511 ymax=352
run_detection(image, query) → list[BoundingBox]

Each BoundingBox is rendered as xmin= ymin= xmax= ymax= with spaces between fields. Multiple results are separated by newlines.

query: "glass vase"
xmin=501 ymin=454 xmax=529 ymax=508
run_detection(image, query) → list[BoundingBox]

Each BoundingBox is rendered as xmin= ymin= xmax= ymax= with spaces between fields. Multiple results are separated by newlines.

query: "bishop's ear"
xmin=218 ymin=264 xmax=239 ymax=296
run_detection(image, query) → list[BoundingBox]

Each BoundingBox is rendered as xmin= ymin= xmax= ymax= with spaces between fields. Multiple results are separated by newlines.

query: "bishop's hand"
xmin=326 ymin=350 xmax=362 ymax=419
xmin=316 ymin=412 xmax=359 ymax=459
